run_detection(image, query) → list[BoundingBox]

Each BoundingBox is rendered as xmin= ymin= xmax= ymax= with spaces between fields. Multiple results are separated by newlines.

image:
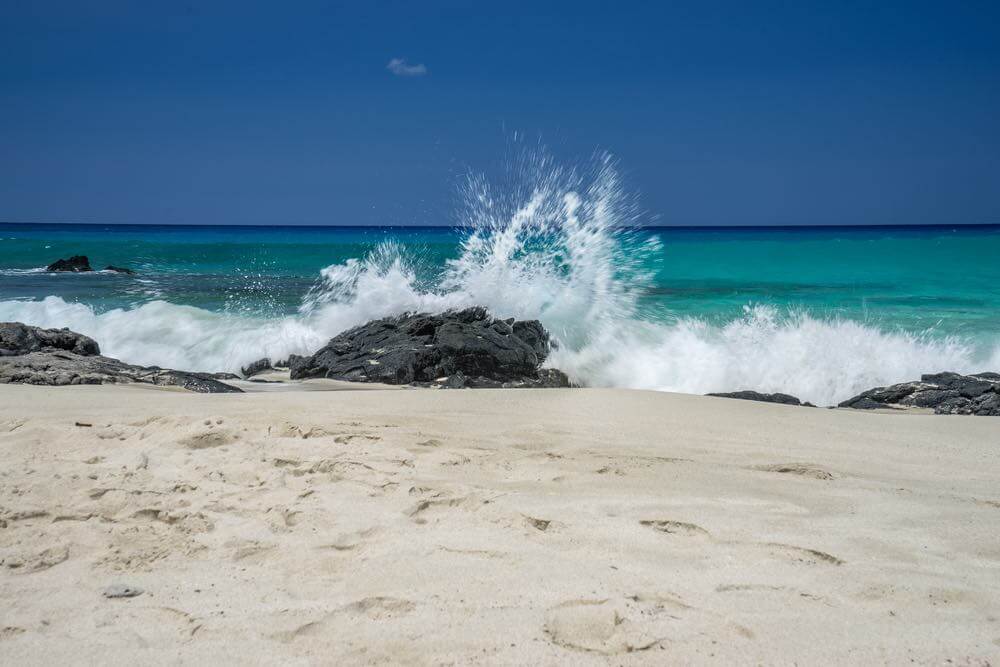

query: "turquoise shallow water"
xmin=2 ymin=222 xmax=999 ymax=337
xmin=1 ymin=222 xmax=998 ymax=405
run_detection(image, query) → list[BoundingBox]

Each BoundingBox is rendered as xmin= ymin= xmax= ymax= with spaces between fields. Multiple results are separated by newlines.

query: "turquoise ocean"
xmin=2 ymin=161 xmax=998 ymax=406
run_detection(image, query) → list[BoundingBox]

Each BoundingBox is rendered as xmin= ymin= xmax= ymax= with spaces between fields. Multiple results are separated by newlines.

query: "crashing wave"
xmin=1 ymin=150 xmax=997 ymax=405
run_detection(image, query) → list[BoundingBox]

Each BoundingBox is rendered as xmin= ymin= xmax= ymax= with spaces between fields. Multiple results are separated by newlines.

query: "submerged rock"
xmin=706 ymin=390 xmax=810 ymax=406
xmin=0 ymin=322 xmax=242 ymax=393
xmin=290 ymin=307 xmax=571 ymax=388
xmin=103 ymin=265 xmax=135 ymax=275
xmin=839 ymin=372 xmax=1000 ymax=416
xmin=46 ymin=255 xmax=92 ymax=272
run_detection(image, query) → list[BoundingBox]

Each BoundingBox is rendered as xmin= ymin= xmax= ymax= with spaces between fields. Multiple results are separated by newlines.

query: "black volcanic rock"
xmin=0 ymin=322 xmax=241 ymax=393
xmin=839 ymin=372 xmax=1000 ymax=416
xmin=241 ymin=357 xmax=273 ymax=378
xmin=46 ymin=255 xmax=92 ymax=272
xmin=707 ymin=390 xmax=809 ymax=406
xmin=104 ymin=265 xmax=136 ymax=275
xmin=289 ymin=307 xmax=570 ymax=388
xmin=0 ymin=322 xmax=100 ymax=357
xmin=413 ymin=368 xmax=572 ymax=390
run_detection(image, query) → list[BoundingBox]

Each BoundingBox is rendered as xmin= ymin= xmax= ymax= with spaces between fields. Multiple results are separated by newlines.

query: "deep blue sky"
xmin=1 ymin=1 xmax=998 ymax=226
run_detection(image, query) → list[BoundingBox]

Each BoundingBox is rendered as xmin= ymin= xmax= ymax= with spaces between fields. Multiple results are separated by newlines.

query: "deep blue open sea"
xmin=2 ymin=219 xmax=998 ymax=406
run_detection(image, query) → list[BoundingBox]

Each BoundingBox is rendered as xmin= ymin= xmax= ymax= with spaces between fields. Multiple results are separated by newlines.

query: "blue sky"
xmin=1 ymin=1 xmax=998 ymax=226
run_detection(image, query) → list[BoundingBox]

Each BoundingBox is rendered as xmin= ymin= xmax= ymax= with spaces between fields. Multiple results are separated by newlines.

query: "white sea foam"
xmin=0 ymin=296 xmax=326 ymax=373
xmin=0 ymin=268 xmax=47 ymax=275
xmin=1 ymin=152 xmax=996 ymax=404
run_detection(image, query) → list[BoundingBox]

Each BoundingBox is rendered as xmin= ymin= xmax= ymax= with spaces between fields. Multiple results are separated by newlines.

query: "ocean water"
xmin=2 ymin=161 xmax=999 ymax=406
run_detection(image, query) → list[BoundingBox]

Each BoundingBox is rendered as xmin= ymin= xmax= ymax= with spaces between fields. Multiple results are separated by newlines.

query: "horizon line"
xmin=2 ymin=220 xmax=999 ymax=231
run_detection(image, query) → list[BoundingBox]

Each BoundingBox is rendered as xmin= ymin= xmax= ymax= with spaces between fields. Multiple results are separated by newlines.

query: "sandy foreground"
xmin=1 ymin=382 xmax=999 ymax=665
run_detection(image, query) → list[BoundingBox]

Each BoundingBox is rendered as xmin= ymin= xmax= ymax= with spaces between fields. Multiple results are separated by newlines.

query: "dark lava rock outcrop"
xmin=707 ymin=390 xmax=813 ymax=407
xmin=241 ymin=357 xmax=274 ymax=378
xmin=44 ymin=257 xmax=136 ymax=274
xmin=289 ymin=307 xmax=571 ymax=388
xmin=839 ymin=372 xmax=1000 ymax=416
xmin=46 ymin=255 xmax=92 ymax=272
xmin=0 ymin=322 xmax=241 ymax=393
xmin=1 ymin=322 xmax=100 ymax=357
xmin=103 ymin=265 xmax=136 ymax=275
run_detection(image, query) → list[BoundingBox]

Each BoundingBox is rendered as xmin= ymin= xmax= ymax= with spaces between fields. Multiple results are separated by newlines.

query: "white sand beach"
xmin=1 ymin=383 xmax=999 ymax=664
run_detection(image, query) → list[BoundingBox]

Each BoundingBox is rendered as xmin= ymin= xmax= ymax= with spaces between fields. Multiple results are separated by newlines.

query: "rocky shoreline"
xmin=0 ymin=322 xmax=241 ymax=393
xmin=2 ymin=313 xmax=998 ymax=414
xmin=837 ymin=371 xmax=1000 ymax=416
xmin=0 ymin=308 xmax=571 ymax=394
xmin=707 ymin=372 xmax=1000 ymax=416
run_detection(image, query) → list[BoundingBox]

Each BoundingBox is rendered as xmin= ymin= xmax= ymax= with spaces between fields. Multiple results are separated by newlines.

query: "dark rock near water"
xmin=843 ymin=397 xmax=887 ymax=411
xmin=241 ymin=357 xmax=273 ymax=378
xmin=507 ymin=368 xmax=575 ymax=389
xmin=0 ymin=322 xmax=242 ymax=393
xmin=707 ymin=390 xmax=811 ymax=406
xmin=154 ymin=371 xmax=243 ymax=393
xmin=103 ymin=265 xmax=135 ymax=275
xmin=45 ymin=256 xmax=136 ymax=275
xmin=414 ymin=367 xmax=573 ymax=390
xmin=839 ymin=372 xmax=1000 ymax=416
xmin=46 ymin=255 xmax=93 ymax=272
xmin=290 ymin=307 xmax=570 ymax=388
xmin=0 ymin=322 xmax=100 ymax=357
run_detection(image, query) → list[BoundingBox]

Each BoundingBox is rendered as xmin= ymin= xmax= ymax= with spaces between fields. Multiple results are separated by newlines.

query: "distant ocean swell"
xmin=1 ymin=153 xmax=998 ymax=405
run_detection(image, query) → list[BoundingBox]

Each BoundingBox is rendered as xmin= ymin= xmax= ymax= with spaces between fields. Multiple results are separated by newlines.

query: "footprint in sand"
xmin=543 ymin=599 xmax=663 ymax=655
xmin=343 ymin=596 xmax=415 ymax=620
xmin=178 ymin=419 xmax=240 ymax=449
xmin=131 ymin=509 xmax=215 ymax=534
xmin=316 ymin=527 xmax=380 ymax=552
xmin=755 ymin=463 xmax=835 ymax=480
xmin=94 ymin=606 xmax=200 ymax=641
xmin=271 ymin=597 xmax=415 ymax=643
xmin=1 ymin=545 xmax=69 ymax=573
xmin=273 ymin=422 xmax=333 ymax=439
xmin=640 ymin=519 xmax=711 ymax=538
xmin=760 ymin=542 xmax=844 ymax=566
xmin=638 ymin=519 xmax=842 ymax=566
xmin=715 ymin=584 xmax=834 ymax=609
xmin=0 ymin=508 xmax=49 ymax=524
xmin=407 ymin=495 xmax=480 ymax=523
xmin=227 ymin=539 xmax=277 ymax=562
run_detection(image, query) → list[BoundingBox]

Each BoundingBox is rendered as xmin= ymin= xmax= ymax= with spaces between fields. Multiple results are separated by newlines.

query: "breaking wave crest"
xmin=1 ymin=151 xmax=997 ymax=405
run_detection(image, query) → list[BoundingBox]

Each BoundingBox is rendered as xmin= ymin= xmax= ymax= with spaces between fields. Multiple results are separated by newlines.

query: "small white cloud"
xmin=387 ymin=57 xmax=427 ymax=77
